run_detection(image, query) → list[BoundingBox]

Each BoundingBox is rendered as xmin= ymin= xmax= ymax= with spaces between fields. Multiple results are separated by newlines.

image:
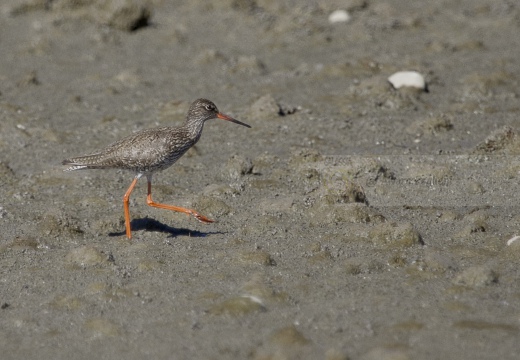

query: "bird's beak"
xmin=217 ymin=112 xmax=251 ymax=128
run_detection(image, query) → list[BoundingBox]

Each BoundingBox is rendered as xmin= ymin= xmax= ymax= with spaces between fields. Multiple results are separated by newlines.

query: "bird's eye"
xmin=205 ymin=104 xmax=214 ymax=111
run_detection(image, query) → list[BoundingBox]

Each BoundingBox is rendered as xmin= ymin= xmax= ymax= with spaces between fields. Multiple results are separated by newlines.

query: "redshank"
xmin=63 ymin=98 xmax=251 ymax=239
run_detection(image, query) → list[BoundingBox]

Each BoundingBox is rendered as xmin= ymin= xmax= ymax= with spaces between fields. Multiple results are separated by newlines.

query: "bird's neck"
xmin=184 ymin=119 xmax=205 ymax=142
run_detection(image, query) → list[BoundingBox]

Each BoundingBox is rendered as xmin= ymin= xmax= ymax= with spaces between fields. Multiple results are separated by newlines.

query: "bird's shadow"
xmin=108 ymin=217 xmax=223 ymax=238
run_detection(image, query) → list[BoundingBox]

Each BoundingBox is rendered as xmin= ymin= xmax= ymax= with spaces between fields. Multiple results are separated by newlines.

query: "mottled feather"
xmin=61 ymin=99 xmax=241 ymax=175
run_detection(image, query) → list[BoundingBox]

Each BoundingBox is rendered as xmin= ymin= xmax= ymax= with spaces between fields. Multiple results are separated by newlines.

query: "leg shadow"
xmin=108 ymin=217 xmax=223 ymax=238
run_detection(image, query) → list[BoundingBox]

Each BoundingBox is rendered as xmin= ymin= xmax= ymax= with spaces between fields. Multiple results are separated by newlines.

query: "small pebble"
xmin=241 ymin=274 xmax=288 ymax=304
xmin=467 ymin=181 xmax=485 ymax=194
xmin=194 ymin=195 xmax=232 ymax=217
xmin=230 ymin=55 xmax=267 ymax=75
xmin=453 ymin=266 xmax=498 ymax=287
xmin=66 ymin=246 xmax=105 ymax=267
xmin=209 ymin=296 xmax=265 ymax=316
xmin=328 ymin=10 xmax=351 ymax=24
xmin=238 ymin=250 xmax=276 ymax=266
xmin=249 ymin=94 xmax=281 ymax=118
xmin=224 ymin=154 xmax=253 ymax=180
xmin=137 ymin=259 xmax=162 ymax=272
xmin=320 ymin=179 xmax=366 ymax=205
xmin=423 ymin=248 xmax=458 ymax=273
xmin=85 ymin=318 xmax=121 ymax=337
xmin=104 ymin=0 xmax=151 ymax=31
xmin=369 ymin=222 xmax=423 ymax=248
xmin=473 ymin=126 xmax=517 ymax=154
xmin=270 ymin=325 xmax=310 ymax=346
xmin=388 ymin=71 xmax=426 ymax=90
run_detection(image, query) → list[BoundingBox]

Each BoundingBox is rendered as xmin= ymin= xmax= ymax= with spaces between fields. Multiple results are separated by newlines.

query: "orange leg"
xmin=123 ymin=176 xmax=140 ymax=239
xmin=146 ymin=179 xmax=214 ymax=224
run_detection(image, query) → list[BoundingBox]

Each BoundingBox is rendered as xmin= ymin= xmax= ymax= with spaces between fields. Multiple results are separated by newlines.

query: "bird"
xmin=62 ymin=98 xmax=251 ymax=239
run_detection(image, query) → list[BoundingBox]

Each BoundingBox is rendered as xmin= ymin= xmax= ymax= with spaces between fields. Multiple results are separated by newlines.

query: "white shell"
xmin=507 ymin=235 xmax=520 ymax=246
xmin=388 ymin=71 xmax=426 ymax=90
xmin=328 ymin=10 xmax=351 ymax=24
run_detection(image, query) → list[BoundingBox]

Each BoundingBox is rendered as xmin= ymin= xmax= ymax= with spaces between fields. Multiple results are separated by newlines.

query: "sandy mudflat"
xmin=1 ymin=0 xmax=520 ymax=359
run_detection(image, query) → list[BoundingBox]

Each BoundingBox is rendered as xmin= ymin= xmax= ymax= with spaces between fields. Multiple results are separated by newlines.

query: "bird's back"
xmin=63 ymin=126 xmax=198 ymax=174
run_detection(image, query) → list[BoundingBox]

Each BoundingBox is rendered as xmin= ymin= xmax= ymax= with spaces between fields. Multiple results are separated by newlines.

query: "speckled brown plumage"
xmin=63 ymin=126 xmax=198 ymax=173
xmin=62 ymin=98 xmax=251 ymax=239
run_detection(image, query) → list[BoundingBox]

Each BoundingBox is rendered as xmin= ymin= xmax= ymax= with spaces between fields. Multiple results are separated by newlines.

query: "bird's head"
xmin=188 ymin=98 xmax=251 ymax=128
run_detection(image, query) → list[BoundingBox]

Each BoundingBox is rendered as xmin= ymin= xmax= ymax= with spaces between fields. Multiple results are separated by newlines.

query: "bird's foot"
xmin=189 ymin=210 xmax=214 ymax=223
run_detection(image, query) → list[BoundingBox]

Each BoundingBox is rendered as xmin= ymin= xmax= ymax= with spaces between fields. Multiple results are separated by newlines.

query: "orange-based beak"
xmin=217 ymin=112 xmax=251 ymax=128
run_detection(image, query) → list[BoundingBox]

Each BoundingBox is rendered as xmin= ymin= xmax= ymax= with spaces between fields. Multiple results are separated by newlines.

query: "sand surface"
xmin=1 ymin=0 xmax=520 ymax=359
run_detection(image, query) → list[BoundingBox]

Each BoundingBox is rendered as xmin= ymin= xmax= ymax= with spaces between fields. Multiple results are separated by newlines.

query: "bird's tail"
xmin=62 ymin=154 xmax=105 ymax=171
